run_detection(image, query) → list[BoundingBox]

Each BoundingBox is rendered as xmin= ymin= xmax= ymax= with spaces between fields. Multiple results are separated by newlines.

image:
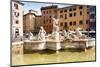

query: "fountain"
xmin=24 ymin=26 xmax=46 ymax=51
xmin=23 ymin=16 xmax=95 ymax=52
xmin=61 ymin=27 xmax=95 ymax=50
xmin=75 ymin=27 xmax=87 ymax=39
xmin=36 ymin=26 xmax=46 ymax=50
xmin=29 ymin=32 xmax=34 ymax=40
xmin=38 ymin=26 xmax=46 ymax=41
xmin=46 ymin=16 xmax=61 ymax=51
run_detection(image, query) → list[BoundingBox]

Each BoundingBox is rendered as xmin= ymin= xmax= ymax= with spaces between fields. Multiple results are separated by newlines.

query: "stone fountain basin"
xmin=22 ymin=38 xmax=95 ymax=51
xmin=23 ymin=40 xmax=62 ymax=51
xmin=61 ymin=38 xmax=95 ymax=50
xmin=24 ymin=40 xmax=46 ymax=51
xmin=24 ymin=39 xmax=63 ymax=50
xmin=85 ymin=38 xmax=95 ymax=48
xmin=46 ymin=40 xmax=62 ymax=51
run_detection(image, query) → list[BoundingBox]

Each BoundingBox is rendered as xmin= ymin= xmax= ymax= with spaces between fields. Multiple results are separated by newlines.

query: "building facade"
xmin=23 ymin=9 xmax=41 ymax=34
xmin=89 ymin=6 xmax=96 ymax=31
xmin=41 ymin=5 xmax=58 ymax=33
xmin=23 ymin=10 xmax=36 ymax=33
xmin=40 ymin=5 xmax=90 ymax=33
xmin=23 ymin=5 xmax=95 ymax=34
xmin=11 ymin=0 xmax=24 ymax=41
xmin=34 ymin=15 xmax=42 ymax=33
xmin=58 ymin=5 xmax=89 ymax=31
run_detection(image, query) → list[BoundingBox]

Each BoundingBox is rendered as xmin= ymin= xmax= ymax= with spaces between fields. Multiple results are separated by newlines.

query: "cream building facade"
xmin=11 ymin=0 xmax=24 ymax=41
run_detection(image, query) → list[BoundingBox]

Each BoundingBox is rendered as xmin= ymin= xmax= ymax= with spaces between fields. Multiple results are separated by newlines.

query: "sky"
xmin=22 ymin=1 xmax=72 ymax=15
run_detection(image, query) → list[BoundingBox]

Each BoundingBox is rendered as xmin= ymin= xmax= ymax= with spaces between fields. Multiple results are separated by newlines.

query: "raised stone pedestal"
xmin=12 ymin=41 xmax=24 ymax=54
xmin=46 ymin=40 xmax=61 ymax=51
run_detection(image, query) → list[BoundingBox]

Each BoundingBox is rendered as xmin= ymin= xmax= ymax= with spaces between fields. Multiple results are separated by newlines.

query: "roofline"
xmin=58 ymin=5 xmax=87 ymax=10
xmin=36 ymin=15 xmax=41 ymax=17
xmin=24 ymin=13 xmax=42 ymax=17
xmin=12 ymin=0 xmax=24 ymax=5
xmin=41 ymin=5 xmax=58 ymax=10
xmin=29 ymin=9 xmax=38 ymax=13
xmin=24 ymin=13 xmax=36 ymax=16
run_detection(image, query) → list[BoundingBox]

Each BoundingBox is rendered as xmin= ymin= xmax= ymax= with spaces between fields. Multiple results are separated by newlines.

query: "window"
xmin=17 ymin=13 xmax=19 ymax=17
xmin=44 ymin=20 xmax=45 ymax=24
xmin=69 ymin=13 xmax=72 ymax=17
xmin=86 ymin=20 xmax=89 ymax=24
xmin=65 ymin=22 xmax=67 ymax=26
xmin=15 ymin=30 xmax=19 ymax=34
xmin=46 ymin=25 xmax=48 ymax=28
xmin=74 ymin=12 xmax=76 ymax=16
xmin=60 ymin=10 xmax=63 ymax=13
xmin=47 ymin=11 xmax=48 ymax=14
xmin=87 ymin=11 xmax=89 ymax=14
xmin=14 ymin=3 xmax=18 ymax=9
xmin=54 ymin=10 xmax=57 ymax=13
xmin=49 ymin=16 xmax=51 ymax=18
xmin=73 ymin=21 xmax=76 ymax=25
xmin=49 ymin=10 xmax=51 ymax=13
xmin=49 ymin=25 xmax=51 ymax=28
xmin=80 ymin=11 xmax=82 ymax=15
xmin=64 ymin=9 xmax=67 ymax=12
xmin=16 ymin=20 xmax=19 ymax=24
xmin=60 ymin=23 xmax=63 ymax=26
xmin=90 ymin=14 xmax=95 ymax=19
xmin=60 ymin=15 xmax=63 ymax=18
xmin=43 ymin=26 xmax=45 ymax=28
xmin=46 ymin=19 xmax=48 ymax=22
xmin=44 ymin=16 xmax=45 ymax=19
xmin=65 ymin=14 xmax=67 ymax=19
xmin=69 ymin=22 xmax=72 ymax=26
xmin=15 ymin=28 xmax=19 ymax=38
xmin=43 ymin=11 xmax=45 ymax=14
xmin=86 ymin=28 xmax=89 ymax=31
xmin=69 ymin=8 xmax=72 ymax=11
xmin=79 ymin=6 xmax=83 ymax=9
xmin=87 ymin=6 xmax=89 ymax=8
xmin=79 ymin=20 xmax=83 ymax=25
xmin=14 ymin=12 xmax=19 ymax=17
xmin=73 ymin=8 xmax=76 ymax=10
xmin=90 ymin=7 xmax=96 ymax=11
xmin=49 ymin=20 xmax=51 ymax=23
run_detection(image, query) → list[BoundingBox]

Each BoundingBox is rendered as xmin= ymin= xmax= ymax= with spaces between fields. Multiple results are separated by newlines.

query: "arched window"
xmin=65 ymin=22 xmax=67 ymax=26
xmin=15 ymin=28 xmax=19 ymax=38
